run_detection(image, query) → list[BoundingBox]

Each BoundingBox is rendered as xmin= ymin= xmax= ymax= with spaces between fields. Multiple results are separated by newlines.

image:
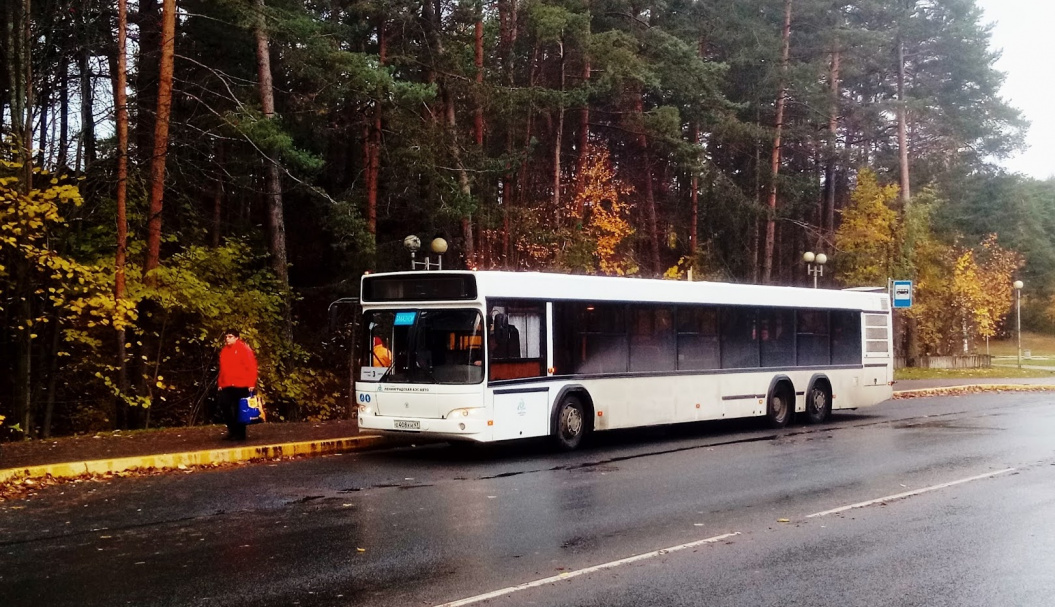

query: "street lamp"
xmin=803 ymin=251 xmax=827 ymax=288
xmin=1014 ymin=280 xmax=1023 ymax=368
xmin=405 ymin=235 xmax=448 ymax=270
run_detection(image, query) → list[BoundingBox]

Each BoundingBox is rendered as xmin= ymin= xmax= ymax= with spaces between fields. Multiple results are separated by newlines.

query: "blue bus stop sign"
xmin=892 ymin=280 xmax=912 ymax=308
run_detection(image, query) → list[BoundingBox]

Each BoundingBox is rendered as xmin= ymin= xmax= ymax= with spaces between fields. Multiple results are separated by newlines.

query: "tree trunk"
xmin=823 ymin=44 xmax=840 ymax=242
xmin=15 ymin=258 xmax=33 ymax=436
xmin=474 ymin=3 xmax=487 ymax=263
xmin=763 ymin=0 xmax=792 ymax=284
xmin=553 ymin=38 xmax=565 ymax=226
xmin=135 ymin=0 xmax=160 ymax=165
xmin=114 ymin=0 xmax=130 ymax=413
xmin=498 ymin=0 xmax=518 ymax=266
xmin=445 ymin=89 xmax=475 ymax=265
xmin=634 ymin=93 xmax=661 ymax=275
xmin=477 ymin=14 xmax=493 ymax=264
xmin=0 ymin=7 xmax=9 ymax=128
xmin=751 ymin=105 xmax=762 ymax=284
xmin=211 ymin=142 xmax=224 ymax=247
xmin=897 ymin=38 xmax=911 ymax=205
xmin=474 ymin=4 xmax=484 ymax=146
xmin=575 ymin=54 xmax=590 ymax=219
xmin=5 ymin=0 xmax=25 ymax=138
xmin=515 ymin=42 xmax=539 ymax=228
xmin=897 ymin=32 xmax=917 ymax=364
xmin=36 ymin=83 xmax=48 ymax=167
xmin=19 ymin=0 xmax=33 ymax=182
xmin=79 ymin=48 xmax=96 ymax=167
xmin=143 ymin=0 xmax=176 ymax=281
xmin=252 ymin=0 xmax=289 ymax=288
xmin=422 ymin=0 xmax=440 ymax=104
xmin=364 ymin=17 xmax=385 ymax=237
xmin=58 ymin=57 xmax=69 ymax=169
xmin=41 ymin=314 xmax=62 ymax=438
xmin=690 ymin=124 xmax=699 ymax=258
xmin=11 ymin=0 xmax=34 ymax=435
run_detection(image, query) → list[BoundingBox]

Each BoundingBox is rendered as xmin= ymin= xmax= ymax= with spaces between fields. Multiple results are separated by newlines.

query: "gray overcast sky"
xmin=976 ymin=0 xmax=1054 ymax=179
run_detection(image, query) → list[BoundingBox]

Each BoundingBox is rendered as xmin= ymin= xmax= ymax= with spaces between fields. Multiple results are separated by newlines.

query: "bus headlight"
xmin=446 ymin=407 xmax=482 ymax=419
xmin=358 ymin=404 xmax=372 ymax=415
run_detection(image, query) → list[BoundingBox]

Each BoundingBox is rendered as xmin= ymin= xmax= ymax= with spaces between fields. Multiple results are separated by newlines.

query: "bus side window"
xmin=760 ymin=308 xmax=794 ymax=367
xmin=797 ymin=310 xmax=830 ymax=365
xmin=831 ymin=311 xmax=862 ymax=364
xmin=630 ymin=306 xmax=675 ymax=372
xmin=677 ymin=306 xmax=719 ymax=370
xmin=720 ymin=307 xmax=760 ymax=369
xmin=488 ymin=301 xmax=545 ymax=380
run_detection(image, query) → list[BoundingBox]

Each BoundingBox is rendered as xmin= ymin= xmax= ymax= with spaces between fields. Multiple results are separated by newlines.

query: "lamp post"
xmin=803 ymin=251 xmax=827 ymax=288
xmin=1014 ymin=280 xmax=1023 ymax=368
xmin=405 ymin=235 xmax=448 ymax=270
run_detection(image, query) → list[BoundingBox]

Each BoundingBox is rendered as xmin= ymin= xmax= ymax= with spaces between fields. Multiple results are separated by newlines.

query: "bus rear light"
xmin=695 ymin=403 xmax=700 ymax=409
xmin=548 ymin=367 xmax=555 ymax=374
xmin=597 ymin=411 xmax=603 ymax=417
xmin=487 ymin=420 xmax=494 ymax=426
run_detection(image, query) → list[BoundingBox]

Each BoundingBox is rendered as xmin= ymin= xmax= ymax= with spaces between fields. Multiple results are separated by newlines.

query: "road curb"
xmin=893 ymin=384 xmax=1055 ymax=399
xmin=0 ymin=435 xmax=385 ymax=484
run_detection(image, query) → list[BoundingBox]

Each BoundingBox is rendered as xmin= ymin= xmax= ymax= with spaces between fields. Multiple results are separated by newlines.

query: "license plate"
xmin=394 ymin=419 xmax=420 ymax=430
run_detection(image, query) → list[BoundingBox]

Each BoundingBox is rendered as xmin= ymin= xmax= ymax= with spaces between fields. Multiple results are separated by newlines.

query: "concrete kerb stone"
xmin=0 ymin=435 xmax=385 ymax=485
xmin=893 ymin=384 xmax=1055 ymax=399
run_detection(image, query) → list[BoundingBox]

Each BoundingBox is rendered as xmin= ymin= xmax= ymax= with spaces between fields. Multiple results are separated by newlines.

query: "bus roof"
xmin=362 ymin=270 xmax=890 ymax=313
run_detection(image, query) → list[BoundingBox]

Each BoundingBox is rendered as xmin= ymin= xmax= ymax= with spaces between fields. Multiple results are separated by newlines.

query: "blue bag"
xmin=237 ymin=391 xmax=264 ymax=425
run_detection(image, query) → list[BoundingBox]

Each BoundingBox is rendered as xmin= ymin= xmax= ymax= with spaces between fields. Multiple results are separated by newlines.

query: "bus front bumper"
xmin=358 ymin=414 xmax=491 ymax=442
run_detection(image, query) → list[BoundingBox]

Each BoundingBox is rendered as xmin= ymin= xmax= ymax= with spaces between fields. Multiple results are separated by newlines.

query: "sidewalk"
xmin=0 ymin=418 xmax=385 ymax=487
xmin=3 ymin=377 xmax=1055 ymax=489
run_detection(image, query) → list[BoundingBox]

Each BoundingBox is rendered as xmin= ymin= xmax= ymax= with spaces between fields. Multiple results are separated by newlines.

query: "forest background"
xmin=2 ymin=0 xmax=1053 ymax=440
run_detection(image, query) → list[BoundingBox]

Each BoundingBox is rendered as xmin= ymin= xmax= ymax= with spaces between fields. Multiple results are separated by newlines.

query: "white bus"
xmin=355 ymin=270 xmax=893 ymax=449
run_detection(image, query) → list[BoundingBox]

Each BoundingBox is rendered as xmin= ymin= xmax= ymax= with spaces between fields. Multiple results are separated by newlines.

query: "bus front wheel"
xmin=766 ymin=386 xmax=792 ymax=429
xmin=553 ymin=396 xmax=587 ymax=450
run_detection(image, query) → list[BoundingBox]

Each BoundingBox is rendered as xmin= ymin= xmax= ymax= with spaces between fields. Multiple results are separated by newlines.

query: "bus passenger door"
xmin=491 ymin=389 xmax=550 ymax=441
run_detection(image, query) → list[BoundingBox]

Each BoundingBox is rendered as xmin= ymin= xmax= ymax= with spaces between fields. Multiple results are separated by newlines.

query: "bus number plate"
xmin=394 ymin=420 xmax=420 ymax=430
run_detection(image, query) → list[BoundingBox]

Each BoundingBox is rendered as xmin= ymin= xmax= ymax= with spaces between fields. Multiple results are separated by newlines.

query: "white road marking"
xmin=806 ymin=468 xmax=1016 ymax=518
xmin=435 ymin=468 xmax=1017 ymax=606
xmin=433 ymin=532 xmax=741 ymax=607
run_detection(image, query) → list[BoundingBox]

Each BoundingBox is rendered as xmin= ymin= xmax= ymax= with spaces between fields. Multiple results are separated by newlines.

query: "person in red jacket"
xmin=218 ymin=329 xmax=258 ymax=440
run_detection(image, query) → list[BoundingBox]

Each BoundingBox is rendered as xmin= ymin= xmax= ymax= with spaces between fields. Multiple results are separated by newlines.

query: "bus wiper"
xmin=378 ymin=362 xmax=395 ymax=383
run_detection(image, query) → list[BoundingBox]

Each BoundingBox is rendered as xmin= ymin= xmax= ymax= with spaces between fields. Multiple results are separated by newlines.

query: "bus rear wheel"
xmin=805 ymin=384 xmax=832 ymax=424
xmin=553 ymin=396 xmax=587 ymax=451
xmin=766 ymin=386 xmax=792 ymax=429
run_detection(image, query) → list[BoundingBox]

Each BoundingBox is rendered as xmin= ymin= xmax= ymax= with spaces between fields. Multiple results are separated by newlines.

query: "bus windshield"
xmin=362 ymin=309 xmax=485 ymax=384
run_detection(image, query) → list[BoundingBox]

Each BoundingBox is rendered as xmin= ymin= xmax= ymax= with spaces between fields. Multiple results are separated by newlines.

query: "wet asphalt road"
xmin=3 ymin=392 xmax=1055 ymax=607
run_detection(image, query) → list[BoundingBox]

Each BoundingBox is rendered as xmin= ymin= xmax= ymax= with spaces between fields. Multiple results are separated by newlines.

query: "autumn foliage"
xmin=836 ymin=171 xmax=1024 ymax=356
xmin=570 ymin=144 xmax=636 ymax=276
xmin=834 ymin=169 xmax=900 ymax=286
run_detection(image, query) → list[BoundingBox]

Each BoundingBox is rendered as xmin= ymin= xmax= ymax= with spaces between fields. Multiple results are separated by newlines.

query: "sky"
xmin=976 ymin=0 xmax=1055 ymax=180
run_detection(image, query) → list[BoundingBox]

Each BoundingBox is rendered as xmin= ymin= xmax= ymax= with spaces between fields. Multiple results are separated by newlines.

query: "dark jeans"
xmin=218 ymin=387 xmax=251 ymax=439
